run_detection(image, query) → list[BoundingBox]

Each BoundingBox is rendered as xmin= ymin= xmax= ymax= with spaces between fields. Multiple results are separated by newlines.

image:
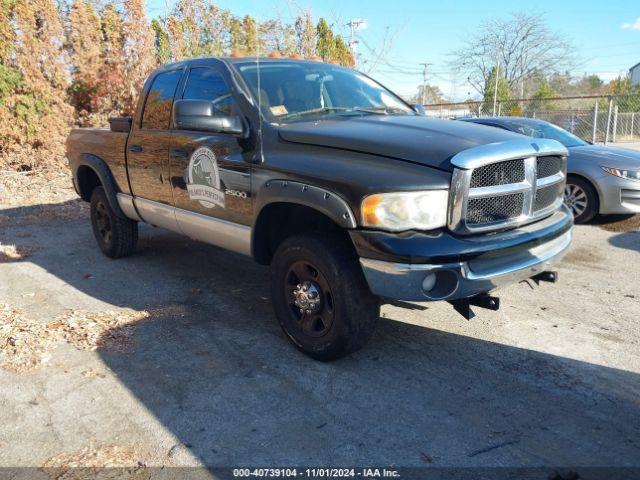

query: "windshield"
xmin=502 ymin=120 xmax=587 ymax=148
xmin=235 ymin=61 xmax=415 ymax=123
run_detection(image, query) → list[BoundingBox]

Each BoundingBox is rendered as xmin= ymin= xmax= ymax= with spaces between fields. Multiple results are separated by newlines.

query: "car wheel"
xmin=270 ymin=233 xmax=380 ymax=361
xmin=90 ymin=187 xmax=138 ymax=258
xmin=564 ymin=177 xmax=598 ymax=224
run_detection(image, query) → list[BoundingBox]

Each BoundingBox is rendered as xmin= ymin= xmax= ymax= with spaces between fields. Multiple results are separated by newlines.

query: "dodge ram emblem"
xmin=187 ymin=147 xmax=225 ymax=208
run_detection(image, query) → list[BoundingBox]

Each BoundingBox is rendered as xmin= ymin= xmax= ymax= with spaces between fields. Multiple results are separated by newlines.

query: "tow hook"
xmin=449 ymin=293 xmax=500 ymax=320
xmin=531 ymin=270 xmax=558 ymax=284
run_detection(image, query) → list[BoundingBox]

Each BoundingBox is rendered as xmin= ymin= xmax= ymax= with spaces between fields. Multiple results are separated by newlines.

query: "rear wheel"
xmin=564 ymin=177 xmax=598 ymax=224
xmin=270 ymin=233 xmax=379 ymax=361
xmin=90 ymin=187 xmax=138 ymax=258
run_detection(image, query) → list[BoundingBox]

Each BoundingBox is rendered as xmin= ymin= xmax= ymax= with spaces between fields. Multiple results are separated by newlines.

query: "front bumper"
xmin=355 ymin=206 xmax=573 ymax=302
xmin=596 ymin=173 xmax=640 ymax=214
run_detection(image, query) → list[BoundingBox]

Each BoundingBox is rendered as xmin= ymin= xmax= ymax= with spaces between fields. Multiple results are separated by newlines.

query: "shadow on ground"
xmin=2 ymin=202 xmax=640 ymax=468
xmin=608 ymin=231 xmax=640 ymax=253
xmin=592 ymin=213 xmax=640 ymax=233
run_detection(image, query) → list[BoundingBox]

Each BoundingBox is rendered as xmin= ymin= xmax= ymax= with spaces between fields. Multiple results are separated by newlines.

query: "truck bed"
xmin=66 ymin=128 xmax=130 ymax=195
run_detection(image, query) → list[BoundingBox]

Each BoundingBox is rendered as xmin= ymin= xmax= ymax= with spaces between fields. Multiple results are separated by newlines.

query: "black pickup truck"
xmin=67 ymin=57 xmax=573 ymax=360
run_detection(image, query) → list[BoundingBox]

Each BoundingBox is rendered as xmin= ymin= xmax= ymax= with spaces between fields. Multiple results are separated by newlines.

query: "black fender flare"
xmin=253 ymin=180 xmax=357 ymax=230
xmin=75 ymin=153 xmax=127 ymax=219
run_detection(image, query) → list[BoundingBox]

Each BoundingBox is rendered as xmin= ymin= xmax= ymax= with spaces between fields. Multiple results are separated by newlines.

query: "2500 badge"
xmin=225 ymin=189 xmax=248 ymax=199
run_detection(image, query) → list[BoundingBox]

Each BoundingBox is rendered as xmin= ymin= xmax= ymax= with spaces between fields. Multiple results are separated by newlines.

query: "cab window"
xmin=182 ymin=67 xmax=233 ymax=115
xmin=141 ymin=70 xmax=182 ymax=129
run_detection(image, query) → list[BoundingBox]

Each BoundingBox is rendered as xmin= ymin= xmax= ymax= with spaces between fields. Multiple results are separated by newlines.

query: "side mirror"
xmin=173 ymin=99 xmax=244 ymax=136
xmin=411 ymin=104 xmax=426 ymax=115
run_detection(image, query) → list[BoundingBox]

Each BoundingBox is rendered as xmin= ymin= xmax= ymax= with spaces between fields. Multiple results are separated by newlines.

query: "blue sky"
xmin=146 ymin=0 xmax=640 ymax=100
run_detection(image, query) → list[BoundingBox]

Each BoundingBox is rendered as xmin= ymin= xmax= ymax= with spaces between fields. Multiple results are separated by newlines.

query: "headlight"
xmin=361 ymin=190 xmax=449 ymax=231
xmin=602 ymin=166 xmax=640 ymax=182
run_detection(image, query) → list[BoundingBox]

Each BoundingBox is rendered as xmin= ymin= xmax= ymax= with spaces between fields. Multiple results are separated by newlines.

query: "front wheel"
xmin=564 ymin=177 xmax=598 ymax=224
xmin=270 ymin=233 xmax=380 ymax=361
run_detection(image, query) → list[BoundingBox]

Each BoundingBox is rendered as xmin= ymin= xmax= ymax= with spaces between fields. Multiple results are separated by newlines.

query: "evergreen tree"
xmin=68 ymin=0 xmax=103 ymax=123
xmin=3 ymin=0 xmax=73 ymax=169
xmin=482 ymin=66 xmax=510 ymax=114
xmin=97 ymin=3 xmax=127 ymax=118
xmin=151 ymin=18 xmax=171 ymax=65
xmin=122 ymin=0 xmax=156 ymax=114
xmin=242 ymin=15 xmax=260 ymax=55
xmin=315 ymin=18 xmax=333 ymax=61
xmin=228 ymin=16 xmax=244 ymax=54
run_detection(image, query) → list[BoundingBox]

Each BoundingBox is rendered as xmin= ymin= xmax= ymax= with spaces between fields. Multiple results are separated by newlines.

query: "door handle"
xmin=171 ymin=148 xmax=189 ymax=159
xmin=129 ymin=144 xmax=143 ymax=153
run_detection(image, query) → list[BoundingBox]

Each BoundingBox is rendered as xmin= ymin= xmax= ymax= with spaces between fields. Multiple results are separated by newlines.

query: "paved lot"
xmin=0 ymin=199 xmax=639 ymax=472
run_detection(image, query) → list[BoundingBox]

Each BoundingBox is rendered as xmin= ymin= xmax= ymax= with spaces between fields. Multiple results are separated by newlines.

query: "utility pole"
xmin=346 ymin=19 xmax=366 ymax=67
xmin=420 ymin=62 xmax=432 ymax=105
xmin=492 ymin=60 xmax=500 ymax=116
xmin=165 ymin=0 xmax=173 ymax=62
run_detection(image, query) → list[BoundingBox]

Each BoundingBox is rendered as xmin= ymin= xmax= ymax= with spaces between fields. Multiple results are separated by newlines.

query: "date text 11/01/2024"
xmin=232 ymin=468 xmax=400 ymax=477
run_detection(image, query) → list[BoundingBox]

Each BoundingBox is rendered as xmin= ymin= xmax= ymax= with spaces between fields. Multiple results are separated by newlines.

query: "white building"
xmin=631 ymin=62 xmax=640 ymax=86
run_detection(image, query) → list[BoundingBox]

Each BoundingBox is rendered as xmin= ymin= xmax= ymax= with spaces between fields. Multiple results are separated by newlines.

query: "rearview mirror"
xmin=173 ymin=99 xmax=244 ymax=136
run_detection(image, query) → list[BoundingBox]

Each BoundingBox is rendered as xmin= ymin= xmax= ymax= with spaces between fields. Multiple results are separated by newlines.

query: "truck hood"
xmin=277 ymin=115 xmax=523 ymax=171
xmin=569 ymin=144 xmax=640 ymax=170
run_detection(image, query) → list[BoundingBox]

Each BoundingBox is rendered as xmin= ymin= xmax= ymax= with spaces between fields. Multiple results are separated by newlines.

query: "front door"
xmin=169 ymin=65 xmax=253 ymax=254
xmin=127 ymin=68 xmax=183 ymax=230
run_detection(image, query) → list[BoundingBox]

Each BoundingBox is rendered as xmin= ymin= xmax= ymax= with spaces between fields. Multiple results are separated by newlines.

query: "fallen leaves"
xmin=0 ymin=305 xmax=149 ymax=373
xmin=41 ymin=444 xmax=149 ymax=480
xmin=0 ymin=243 xmax=40 ymax=262
xmin=54 ymin=310 xmax=149 ymax=352
xmin=0 ymin=304 xmax=60 ymax=373
xmin=0 ymin=169 xmax=88 ymax=227
xmin=0 ymin=169 xmax=77 ymax=208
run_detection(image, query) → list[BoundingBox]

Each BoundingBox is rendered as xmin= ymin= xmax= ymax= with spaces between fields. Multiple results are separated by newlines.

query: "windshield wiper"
xmin=351 ymin=107 xmax=389 ymax=115
xmin=279 ymin=107 xmax=350 ymax=120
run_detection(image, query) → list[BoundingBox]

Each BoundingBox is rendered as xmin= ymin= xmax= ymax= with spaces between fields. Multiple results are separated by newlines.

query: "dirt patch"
xmin=595 ymin=214 xmax=640 ymax=233
xmin=0 ymin=307 xmax=149 ymax=373
xmin=41 ymin=444 xmax=149 ymax=480
xmin=0 ymin=168 xmax=87 ymax=227
xmin=53 ymin=310 xmax=149 ymax=352
xmin=0 ymin=168 xmax=76 ymax=207
xmin=0 ymin=305 xmax=60 ymax=373
xmin=0 ymin=243 xmax=40 ymax=262
xmin=560 ymin=246 xmax=606 ymax=270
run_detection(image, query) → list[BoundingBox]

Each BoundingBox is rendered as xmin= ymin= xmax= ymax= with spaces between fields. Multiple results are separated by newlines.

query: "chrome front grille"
xmin=467 ymin=193 xmax=525 ymax=224
xmin=536 ymin=156 xmax=563 ymax=179
xmin=448 ymin=138 xmax=568 ymax=234
xmin=470 ymin=159 xmax=525 ymax=188
xmin=534 ymin=182 xmax=564 ymax=211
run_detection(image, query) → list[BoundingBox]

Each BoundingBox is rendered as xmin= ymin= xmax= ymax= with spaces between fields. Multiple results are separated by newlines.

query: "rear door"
xmin=127 ymin=68 xmax=183 ymax=229
xmin=169 ymin=64 xmax=252 ymax=235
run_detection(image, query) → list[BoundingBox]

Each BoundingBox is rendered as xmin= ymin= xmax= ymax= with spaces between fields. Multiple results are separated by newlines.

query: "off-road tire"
xmin=90 ymin=187 xmax=138 ymax=258
xmin=564 ymin=176 xmax=598 ymax=224
xmin=270 ymin=233 xmax=380 ymax=361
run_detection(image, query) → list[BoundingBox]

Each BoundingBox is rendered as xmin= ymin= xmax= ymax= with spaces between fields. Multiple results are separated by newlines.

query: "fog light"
xmin=422 ymin=273 xmax=437 ymax=292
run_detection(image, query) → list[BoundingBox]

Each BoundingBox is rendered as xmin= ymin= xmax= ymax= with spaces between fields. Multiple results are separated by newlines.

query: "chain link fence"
xmin=422 ymin=95 xmax=640 ymax=144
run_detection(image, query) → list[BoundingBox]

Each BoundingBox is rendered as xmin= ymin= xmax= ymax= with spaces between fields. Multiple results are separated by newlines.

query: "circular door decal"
xmin=186 ymin=147 xmax=225 ymax=208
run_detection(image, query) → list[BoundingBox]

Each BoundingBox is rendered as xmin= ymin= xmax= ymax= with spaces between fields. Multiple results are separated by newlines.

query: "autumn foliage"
xmin=0 ymin=0 xmax=354 ymax=172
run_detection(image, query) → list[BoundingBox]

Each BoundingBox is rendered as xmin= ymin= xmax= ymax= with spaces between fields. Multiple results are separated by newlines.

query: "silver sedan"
xmin=459 ymin=116 xmax=640 ymax=223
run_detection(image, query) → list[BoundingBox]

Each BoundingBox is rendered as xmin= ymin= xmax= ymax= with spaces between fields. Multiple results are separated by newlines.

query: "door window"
xmin=141 ymin=70 xmax=182 ymax=129
xmin=183 ymin=67 xmax=233 ymax=115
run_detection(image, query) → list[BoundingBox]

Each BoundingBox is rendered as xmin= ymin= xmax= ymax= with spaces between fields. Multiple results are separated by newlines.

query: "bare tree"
xmin=451 ymin=12 xmax=575 ymax=97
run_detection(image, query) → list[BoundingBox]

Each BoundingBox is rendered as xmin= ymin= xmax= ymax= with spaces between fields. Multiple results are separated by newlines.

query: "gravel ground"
xmin=0 ymin=196 xmax=639 ymax=474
